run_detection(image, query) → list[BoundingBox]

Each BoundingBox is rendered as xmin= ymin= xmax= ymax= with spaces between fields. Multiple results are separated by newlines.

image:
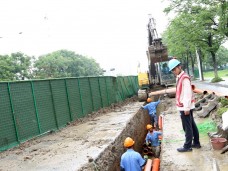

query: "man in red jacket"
xmin=168 ymin=58 xmax=201 ymax=152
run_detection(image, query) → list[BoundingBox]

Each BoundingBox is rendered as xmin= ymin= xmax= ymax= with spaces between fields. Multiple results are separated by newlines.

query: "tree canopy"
xmin=0 ymin=52 xmax=32 ymax=81
xmin=162 ymin=0 xmax=228 ymax=79
xmin=0 ymin=50 xmax=103 ymax=81
xmin=34 ymin=50 xmax=103 ymax=79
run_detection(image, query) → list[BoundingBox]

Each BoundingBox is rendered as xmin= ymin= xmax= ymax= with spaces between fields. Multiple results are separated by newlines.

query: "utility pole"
xmin=195 ymin=48 xmax=204 ymax=81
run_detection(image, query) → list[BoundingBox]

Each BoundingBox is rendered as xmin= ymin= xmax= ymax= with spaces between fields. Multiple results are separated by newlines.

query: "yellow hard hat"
xmin=124 ymin=137 xmax=135 ymax=148
xmin=147 ymin=98 xmax=152 ymax=103
xmin=146 ymin=124 xmax=153 ymax=130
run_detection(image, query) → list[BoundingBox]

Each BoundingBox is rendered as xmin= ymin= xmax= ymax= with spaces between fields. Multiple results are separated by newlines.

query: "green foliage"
xmin=211 ymin=77 xmax=223 ymax=82
xmin=0 ymin=52 xmax=32 ymax=81
xmin=162 ymin=0 xmax=227 ymax=79
xmin=34 ymin=49 xmax=103 ymax=79
xmin=217 ymin=108 xmax=228 ymax=116
xmin=216 ymin=46 xmax=228 ymax=68
xmin=164 ymin=0 xmax=228 ymax=37
xmin=219 ymin=97 xmax=228 ymax=107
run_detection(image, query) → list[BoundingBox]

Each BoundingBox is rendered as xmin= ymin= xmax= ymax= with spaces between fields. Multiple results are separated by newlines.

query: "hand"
xmin=184 ymin=110 xmax=190 ymax=115
xmin=144 ymin=155 xmax=148 ymax=159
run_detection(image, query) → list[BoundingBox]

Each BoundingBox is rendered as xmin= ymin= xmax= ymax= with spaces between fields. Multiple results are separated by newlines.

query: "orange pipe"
xmin=158 ymin=115 xmax=163 ymax=130
xmin=192 ymin=84 xmax=228 ymax=97
xmin=152 ymin=158 xmax=160 ymax=171
xmin=192 ymin=85 xmax=208 ymax=94
xmin=144 ymin=159 xmax=152 ymax=171
xmin=149 ymin=87 xmax=176 ymax=96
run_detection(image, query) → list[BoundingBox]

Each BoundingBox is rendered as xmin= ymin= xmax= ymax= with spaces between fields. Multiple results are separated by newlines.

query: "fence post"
xmin=49 ymin=80 xmax=59 ymax=129
xmin=7 ymin=83 xmax=20 ymax=143
xmin=77 ymin=78 xmax=84 ymax=115
xmin=104 ymin=77 xmax=110 ymax=105
xmin=64 ymin=79 xmax=73 ymax=121
xmin=88 ymin=77 xmax=94 ymax=111
xmin=98 ymin=77 xmax=103 ymax=108
xmin=30 ymin=81 xmax=41 ymax=134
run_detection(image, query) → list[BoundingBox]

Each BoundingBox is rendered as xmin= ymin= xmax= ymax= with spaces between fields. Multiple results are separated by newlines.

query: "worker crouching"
xmin=120 ymin=137 xmax=147 ymax=171
xmin=145 ymin=124 xmax=162 ymax=158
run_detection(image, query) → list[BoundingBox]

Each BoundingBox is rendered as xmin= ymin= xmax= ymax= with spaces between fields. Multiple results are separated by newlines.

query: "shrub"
xmin=211 ymin=77 xmax=224 ymax=83
xmin=217 ymin=107 xmax=228 ymax=116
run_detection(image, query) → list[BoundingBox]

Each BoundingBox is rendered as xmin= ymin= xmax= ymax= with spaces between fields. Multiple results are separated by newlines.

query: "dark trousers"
xmin=150 ymin=114 xmax=159 ymax=130
xmin=180 ymin=109 xmax=200 ymax=149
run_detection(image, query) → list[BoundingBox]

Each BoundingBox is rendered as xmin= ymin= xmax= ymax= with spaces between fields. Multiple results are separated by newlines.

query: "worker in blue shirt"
xmin=142 ymin=98 xmax=160 ymax=130
xmin=120 ymin=137 xmax=147 ymax=171
xmin=145 ymin=124 xmax=162 ymax=158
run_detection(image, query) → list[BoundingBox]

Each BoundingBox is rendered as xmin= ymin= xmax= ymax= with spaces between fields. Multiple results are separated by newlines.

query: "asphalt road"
xmin=192 ymin=78 xmax=228 ymax=96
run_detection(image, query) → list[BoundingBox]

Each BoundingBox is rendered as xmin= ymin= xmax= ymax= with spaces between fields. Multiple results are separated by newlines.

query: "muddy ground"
xmin=160 ymin=96 xmax=228 ymax=171
xmin=0 ymin=94 xmax=228 ymax=171
xmin=0 ymin=97 xmax=150 ymax=171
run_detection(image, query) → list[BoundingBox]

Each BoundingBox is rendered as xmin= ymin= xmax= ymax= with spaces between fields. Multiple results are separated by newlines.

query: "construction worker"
xmin=141 ymin=98 xmax=160 ymax=130
xmin=168 ymin=58 xmax=201 ymax=152
xmin=120 ymin=137 xmax=146 ymax=171
xmin=145 ymin=124 xmax=162 ymax=158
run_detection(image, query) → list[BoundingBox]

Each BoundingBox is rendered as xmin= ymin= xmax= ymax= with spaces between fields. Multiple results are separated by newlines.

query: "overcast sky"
xmin=0 ymin=0 xmax=171 ymax=75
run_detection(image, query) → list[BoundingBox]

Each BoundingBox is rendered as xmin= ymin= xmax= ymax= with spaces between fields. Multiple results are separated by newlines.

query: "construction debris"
xmin=195 ymin=94 xmax=218 ymax=117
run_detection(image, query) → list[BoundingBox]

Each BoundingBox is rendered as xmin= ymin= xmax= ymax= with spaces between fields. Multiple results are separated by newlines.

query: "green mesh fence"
xmin=33 ymin=81 xmax=57 ymax=133
xmin=0 ymin=76 xmax=138 ymax=151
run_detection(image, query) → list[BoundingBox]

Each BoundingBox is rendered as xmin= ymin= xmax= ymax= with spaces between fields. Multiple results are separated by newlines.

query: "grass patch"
xmin=197 ymin=120 xmax=217 ymax=135
xmin=211 ymin=77 xmax=224 ymax=83
xmin=203 ymin=69 xmax=228 ymax=78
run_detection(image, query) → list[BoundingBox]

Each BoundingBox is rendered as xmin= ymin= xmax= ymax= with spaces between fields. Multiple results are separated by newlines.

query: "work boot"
xmin=177 ymin=147 xmax=192 ymax=152
xmin=191 ymin=144 xmax=201 ymax=149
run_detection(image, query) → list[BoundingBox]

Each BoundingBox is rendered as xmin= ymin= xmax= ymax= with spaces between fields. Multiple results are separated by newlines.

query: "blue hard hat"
xmin=168 ymin=59 xmax=181 ymax=71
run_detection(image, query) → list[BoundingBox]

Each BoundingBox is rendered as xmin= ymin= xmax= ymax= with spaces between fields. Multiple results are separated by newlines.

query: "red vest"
xmin=176 ymin=73 xmax=195 ymax=107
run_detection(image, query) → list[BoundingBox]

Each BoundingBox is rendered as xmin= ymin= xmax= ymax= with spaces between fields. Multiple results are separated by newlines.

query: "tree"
xmin=0 ymin=52 xmax=32 ymax=81
xmin=215 ymin=46 xmax=228 ymax=69
xmin=34 ymin=50 xmax=103 ymax=79
xmin=163 ymin=3 xmax=226 ymax=78
xmin=0 ymin=55 xmax=15 ymax=81
xmin=164 ymin=0 xmax=228 ymax=37
xmin=11 ymin=52 xmax=32 ymax=80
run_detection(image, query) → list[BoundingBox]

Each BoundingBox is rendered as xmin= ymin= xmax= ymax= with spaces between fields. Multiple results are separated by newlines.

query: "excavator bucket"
xmin=148 ymin=38 xmax=168 ymax=63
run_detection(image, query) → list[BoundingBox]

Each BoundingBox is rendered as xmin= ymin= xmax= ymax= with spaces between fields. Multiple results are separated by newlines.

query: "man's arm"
xmin=182 ymin=78 xmax=192 ymax=115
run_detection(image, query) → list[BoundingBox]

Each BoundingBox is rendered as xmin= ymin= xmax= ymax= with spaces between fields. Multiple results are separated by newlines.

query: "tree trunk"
xmin=208 ymin=33 xmax=218 ymax=78
xmin=211 ymin=51 xmax=218 ymax=78
xmin=189 ymin=51 xmax=195 ymax=79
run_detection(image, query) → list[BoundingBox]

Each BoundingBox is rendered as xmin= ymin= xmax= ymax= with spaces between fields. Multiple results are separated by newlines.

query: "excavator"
xmin=146 ymin=16 xmax=175 ymax=86
xmin=138 ymin=16 xmax=175 ymax=101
